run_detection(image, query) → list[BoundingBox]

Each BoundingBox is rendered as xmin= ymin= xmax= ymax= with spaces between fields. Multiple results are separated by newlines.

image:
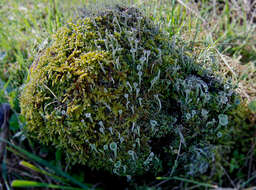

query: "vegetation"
xmin=0 ymin=0 xmax=256 ymax=189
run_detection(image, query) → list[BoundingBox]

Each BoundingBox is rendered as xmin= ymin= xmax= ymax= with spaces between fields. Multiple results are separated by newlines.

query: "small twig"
xmin=154 ymin=140 xmax=183 ymax=188
xmin=218 ymin=163 xmax=237 ymax=188
xmin=171 ymin=140 xmax=182 ymax=175
xmin=215 ymin=49 xmax=237 ymax=78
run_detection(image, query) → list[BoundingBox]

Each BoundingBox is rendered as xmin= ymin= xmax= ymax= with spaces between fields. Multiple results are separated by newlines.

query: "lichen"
xmin=20 ymin=6 xmax=251 ymax=179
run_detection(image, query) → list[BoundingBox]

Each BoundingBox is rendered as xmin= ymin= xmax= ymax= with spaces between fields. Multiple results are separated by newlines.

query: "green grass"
xmin=0 ymin=0 xmax=255 ymax=189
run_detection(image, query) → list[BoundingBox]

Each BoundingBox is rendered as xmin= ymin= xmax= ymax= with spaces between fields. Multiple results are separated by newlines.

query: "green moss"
xmin=20 ymin=6 xmax=254 ymax=180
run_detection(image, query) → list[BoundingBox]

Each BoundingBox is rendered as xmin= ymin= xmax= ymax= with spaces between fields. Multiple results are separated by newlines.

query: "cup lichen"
xmin=20 ymin=6 xmax=249 ymax=179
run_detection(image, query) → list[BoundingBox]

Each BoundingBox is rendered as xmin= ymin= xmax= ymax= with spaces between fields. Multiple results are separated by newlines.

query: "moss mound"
xmin=20 ymin=6 xmax=249 ymax=178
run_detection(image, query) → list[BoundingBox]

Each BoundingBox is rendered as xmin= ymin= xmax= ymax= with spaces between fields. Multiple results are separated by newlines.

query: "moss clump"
xmin=20 ymin=6 xmax=248 ymax=178
xmin=21 ymin=6 xmax=169 ymax=176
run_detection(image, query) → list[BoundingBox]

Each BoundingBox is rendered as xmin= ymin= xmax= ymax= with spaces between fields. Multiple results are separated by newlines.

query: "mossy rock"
xmin=20 ymin=6 xmax=249 ymax=178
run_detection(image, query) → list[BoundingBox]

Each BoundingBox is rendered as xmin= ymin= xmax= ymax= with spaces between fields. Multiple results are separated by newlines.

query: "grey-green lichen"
xmin=20 ymin=6 xmax=250 ymax=178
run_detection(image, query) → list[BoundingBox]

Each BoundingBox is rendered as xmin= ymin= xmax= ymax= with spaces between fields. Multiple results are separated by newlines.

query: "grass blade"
xmin=11 ymin=180 xmax=84 ymax=190
xmin=19 ymin=161 xmax=67 ymax=184
xmin=156 ymin=176 xmax=218 ymax=189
